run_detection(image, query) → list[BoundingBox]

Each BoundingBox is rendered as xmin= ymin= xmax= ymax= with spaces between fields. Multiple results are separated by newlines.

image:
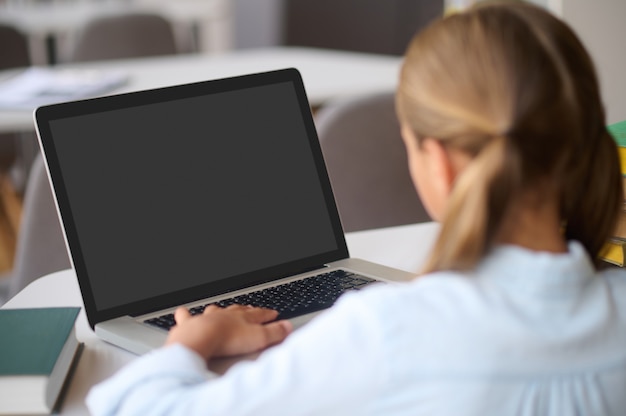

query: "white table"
xmin=0 ymin=47 xmax=402 ymax=133
xmin=2 ymin=221 xmax=439 ymax=415
xmin=0 ymin=0 xmax=233 ymax=63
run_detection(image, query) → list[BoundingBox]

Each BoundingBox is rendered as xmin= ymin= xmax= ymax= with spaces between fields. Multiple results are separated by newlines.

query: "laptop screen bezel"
xmin=34 ymin=68 xmax=349 ymax=329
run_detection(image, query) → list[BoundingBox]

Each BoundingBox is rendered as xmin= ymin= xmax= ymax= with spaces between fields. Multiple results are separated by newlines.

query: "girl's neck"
xmin=495 ymin=192 xmax=567 ymax=253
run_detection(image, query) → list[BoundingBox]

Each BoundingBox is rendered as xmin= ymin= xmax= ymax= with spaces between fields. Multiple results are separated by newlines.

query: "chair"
xmin=0 ymin=23 xmax=33 ymax=183
xmin=69 ymin=12 xmax=178 ymax=62
xmin=6 ymin=155 xmax=71 ymax=300
xmin=0 ymin=23 xmax=30 ymax=71
xmin=315 ymin=92 xmax=431 ymax=232
xmin=0 ymin=25 xmax=37 ymax=296
xmin=284 ymin=0 xmax=443 ymax=55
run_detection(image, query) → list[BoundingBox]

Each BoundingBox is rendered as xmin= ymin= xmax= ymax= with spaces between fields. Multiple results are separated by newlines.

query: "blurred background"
xmin=1 ymin=0 xmax=446 ymax=65
xmin=0 ymin=0 xmax=624 ymax=301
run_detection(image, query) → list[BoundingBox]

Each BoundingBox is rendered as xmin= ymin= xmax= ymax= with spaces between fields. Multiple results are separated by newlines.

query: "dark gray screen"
xmin=49 ymin=82 xmax=337 ymax=310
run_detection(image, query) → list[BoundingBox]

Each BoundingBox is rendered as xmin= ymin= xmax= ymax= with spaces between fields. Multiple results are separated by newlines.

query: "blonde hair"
xmin=396 ymin=1 xmax=622 ymax=273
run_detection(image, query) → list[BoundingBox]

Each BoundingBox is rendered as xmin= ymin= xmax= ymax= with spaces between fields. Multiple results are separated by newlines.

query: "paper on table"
xmin=0 ymin=67 xmax=128 ymax=110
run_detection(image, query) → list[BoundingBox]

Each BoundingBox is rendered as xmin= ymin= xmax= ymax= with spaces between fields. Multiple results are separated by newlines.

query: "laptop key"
xmin=144 ymin=270 xmax=378 ymax=331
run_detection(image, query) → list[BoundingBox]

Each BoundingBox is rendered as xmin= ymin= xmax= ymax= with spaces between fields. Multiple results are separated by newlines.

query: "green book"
xmin=608 ymin=119 xmax=626 ymax=148
xmin=608 ymin=120 xmax=626 ymax=176
xmin=0 ymin=307 xmax=82 ymax=415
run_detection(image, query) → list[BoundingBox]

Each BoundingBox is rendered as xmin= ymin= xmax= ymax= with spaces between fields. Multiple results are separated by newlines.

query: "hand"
xmin=165 ymin=305 xmax=293 ymax=359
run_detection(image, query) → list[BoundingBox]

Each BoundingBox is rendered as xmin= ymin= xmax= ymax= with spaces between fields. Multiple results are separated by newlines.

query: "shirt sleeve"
xmin=86 ymin=290 xmax=390 ymax=416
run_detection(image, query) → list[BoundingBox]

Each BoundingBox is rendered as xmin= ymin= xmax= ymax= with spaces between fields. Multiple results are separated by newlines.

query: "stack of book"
xmin=0 ymin=307 xmax=82 ymax=415
xmin=600 ymin=119 xmax=626 ymax=266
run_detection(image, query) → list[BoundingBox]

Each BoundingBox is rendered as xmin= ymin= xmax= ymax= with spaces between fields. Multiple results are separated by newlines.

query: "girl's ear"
xmin=420 ymin=137 xmax=457 ymax=197
xmin=401 ymin=125 xmax=460 ymax=220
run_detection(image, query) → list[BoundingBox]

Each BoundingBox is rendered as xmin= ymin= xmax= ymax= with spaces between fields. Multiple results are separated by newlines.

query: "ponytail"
xmin=563 ymin=129 xmax=622 ymax=263
xmin=423 ymin=136 xmax=521 ymax=273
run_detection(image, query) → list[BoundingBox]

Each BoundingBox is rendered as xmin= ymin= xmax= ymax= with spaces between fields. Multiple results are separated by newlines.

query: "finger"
xmin=225 ymin=304 xmax=249 ymax=311
xmin=222 ymin=304 xmax=276 ymax=321
xmin=203 ymin=305 xmax=221 ymax=314
xmin=174 ymin=307 xmax=191 ymax=324
xmin=244 ymin=307 xmax=279 ymax=324
xmin=260 ymin=320 xmax=293 ymax=347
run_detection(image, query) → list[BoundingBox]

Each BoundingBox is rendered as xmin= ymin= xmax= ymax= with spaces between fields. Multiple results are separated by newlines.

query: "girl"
xmin=87 ymin=2 xmax=626 ymax=414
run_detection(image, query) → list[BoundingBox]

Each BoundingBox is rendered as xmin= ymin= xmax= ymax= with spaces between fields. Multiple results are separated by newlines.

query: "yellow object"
xmin=619 ymin=146 xmax=626 ymax=176
xmin=600 ymin=239 xmax=626 ymax=267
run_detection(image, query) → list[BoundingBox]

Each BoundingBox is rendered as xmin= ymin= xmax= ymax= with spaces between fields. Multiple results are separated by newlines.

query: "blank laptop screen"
xmin=38 ymin=70 xmax=346 ymax=319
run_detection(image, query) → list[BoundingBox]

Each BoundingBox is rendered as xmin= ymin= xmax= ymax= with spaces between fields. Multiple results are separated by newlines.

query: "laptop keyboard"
xmin=144 ymin=269 xmax=377 ymax=331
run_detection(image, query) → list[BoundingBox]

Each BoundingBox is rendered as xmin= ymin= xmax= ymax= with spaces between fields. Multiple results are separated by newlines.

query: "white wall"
xmin=231 ymin=0 xmax=284 ymax=49
xmin=556 ymin=0 xmax=626 ymax=124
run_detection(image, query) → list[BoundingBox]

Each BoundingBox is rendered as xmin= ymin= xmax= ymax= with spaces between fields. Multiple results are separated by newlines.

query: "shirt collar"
xmin=475 ymin=241 xmax=596 ymax=296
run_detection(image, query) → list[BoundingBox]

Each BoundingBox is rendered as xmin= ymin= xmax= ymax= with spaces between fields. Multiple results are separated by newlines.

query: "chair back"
xmin=8 ymin=155 xmax=71 ymax=299
xmin=0 ymin=23 xmax=31 ymax=186
xmin=70 ymin=12 xmax=178 ymax=62
xmin=0 ymin=23 xmax=30 ymax=70
xmin=284 ymin=0 xmax=443 ymax=55
xmin=315 ymin=92 xmax=431 ymax=232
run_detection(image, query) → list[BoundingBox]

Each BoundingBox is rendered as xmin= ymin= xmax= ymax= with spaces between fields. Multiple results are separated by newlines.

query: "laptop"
xmin=34 ymin=68 xmax=415 ymax=355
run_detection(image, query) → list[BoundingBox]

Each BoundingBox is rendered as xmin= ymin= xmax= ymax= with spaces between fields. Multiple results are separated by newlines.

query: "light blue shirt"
xmin=87 ymin=241 xmax=626 ymax=415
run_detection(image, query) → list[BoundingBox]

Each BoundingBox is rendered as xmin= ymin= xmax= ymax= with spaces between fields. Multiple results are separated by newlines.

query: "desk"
xmin=0 ymin=47 xmax=402 ymax=133
xmin=2 ymin=221 xmax=439 ymax=415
